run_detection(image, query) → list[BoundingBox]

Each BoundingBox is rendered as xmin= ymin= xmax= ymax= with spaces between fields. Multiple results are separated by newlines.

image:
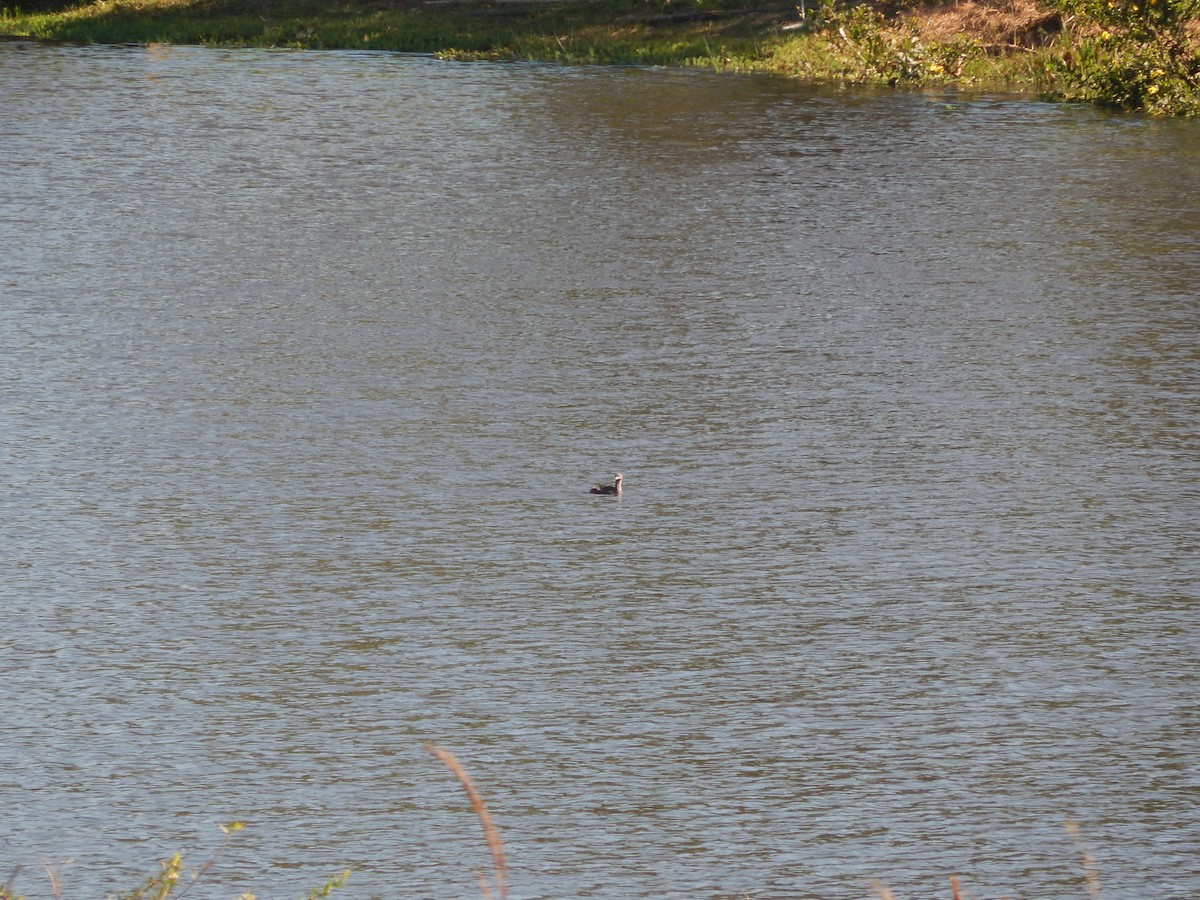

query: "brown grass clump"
xmin=904 ymin=0 xmax=1064 ymax=50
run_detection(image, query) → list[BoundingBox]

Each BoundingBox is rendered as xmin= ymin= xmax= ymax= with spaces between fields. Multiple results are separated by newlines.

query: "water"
xmin=1 ymin=40 xmax=1198 ymax=900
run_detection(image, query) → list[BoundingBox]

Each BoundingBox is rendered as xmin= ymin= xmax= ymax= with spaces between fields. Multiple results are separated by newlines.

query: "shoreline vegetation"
xmin=1 ymin=0 xmax=1199 ymax=113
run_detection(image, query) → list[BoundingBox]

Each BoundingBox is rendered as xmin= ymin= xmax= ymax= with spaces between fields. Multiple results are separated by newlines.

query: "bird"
xmin=589 ymin=473 xmax=623 ymax=495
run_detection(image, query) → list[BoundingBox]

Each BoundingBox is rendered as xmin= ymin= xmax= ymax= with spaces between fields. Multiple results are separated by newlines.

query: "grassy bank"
xmin=2 ymin=0 xmax=1198 ymax=113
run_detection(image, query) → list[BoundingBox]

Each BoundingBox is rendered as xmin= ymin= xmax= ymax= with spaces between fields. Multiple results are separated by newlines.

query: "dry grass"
xmin=425 ymin=742 xmax=509 ymax=900
xmin=904 ymin=0 xmax=1064 ymax=49
xmin=1066 ymin=819 xmax=1102 ymax=900
xmin=421 ymin=746 xmax=1108 ymax=900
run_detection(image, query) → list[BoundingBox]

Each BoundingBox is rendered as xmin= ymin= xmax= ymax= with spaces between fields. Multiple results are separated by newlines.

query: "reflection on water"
xmin=1 ymin=41 xmax=1198 ymax=899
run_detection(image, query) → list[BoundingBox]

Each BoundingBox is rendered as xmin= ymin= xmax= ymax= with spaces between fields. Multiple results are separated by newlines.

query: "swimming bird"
xmin=589 ymin=473 xmax=623 ymax=495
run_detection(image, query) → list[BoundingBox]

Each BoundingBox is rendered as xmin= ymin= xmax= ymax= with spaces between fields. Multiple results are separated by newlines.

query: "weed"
xmin=1 ymin=823 xmax=348 ymax=900
xmin=303 ymin=869 xmax=352 ymax=900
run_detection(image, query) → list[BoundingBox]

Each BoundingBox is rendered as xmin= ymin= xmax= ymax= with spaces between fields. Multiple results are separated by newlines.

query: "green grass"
xmin=0 ymin=0 xmax=791 ymax=58
xmin=1 ymin=0 xmax=1198 ymax=112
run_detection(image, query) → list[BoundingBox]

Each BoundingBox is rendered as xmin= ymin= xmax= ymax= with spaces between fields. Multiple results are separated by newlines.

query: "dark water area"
xmin=1 ymin=41 xmax=1198 ymax=899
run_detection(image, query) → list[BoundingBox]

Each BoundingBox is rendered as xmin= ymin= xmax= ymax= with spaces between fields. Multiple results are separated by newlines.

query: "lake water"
xmin=1 ymin=40 xmax=1198 ymax=900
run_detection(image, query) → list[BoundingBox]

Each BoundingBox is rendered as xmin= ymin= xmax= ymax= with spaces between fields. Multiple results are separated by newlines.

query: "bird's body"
xmin=590 ymin=473 xmax=623 ymax=495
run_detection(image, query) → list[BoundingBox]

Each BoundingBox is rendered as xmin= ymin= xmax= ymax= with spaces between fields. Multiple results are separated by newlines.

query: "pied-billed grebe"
xmin=589 ymin=473 xmax=623 ymax=495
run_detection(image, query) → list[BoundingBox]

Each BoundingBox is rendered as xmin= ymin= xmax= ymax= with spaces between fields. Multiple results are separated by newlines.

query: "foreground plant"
xmin=0 ymin=822 xmax=349 ymax=900
xmin=425 ymin=741 xmax=508 ymax=900
xmin=0 ymin=747 xmax=1120 ymax=899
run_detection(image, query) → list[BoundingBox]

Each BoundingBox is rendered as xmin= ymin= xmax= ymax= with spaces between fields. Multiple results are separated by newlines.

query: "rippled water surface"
xmin=2 ymin=41 xmax=1198 ymax=899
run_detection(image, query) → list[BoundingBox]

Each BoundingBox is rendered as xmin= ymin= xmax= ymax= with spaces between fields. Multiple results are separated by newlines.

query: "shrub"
xmin=1051 ymin=2 xmax=1200 ymax=114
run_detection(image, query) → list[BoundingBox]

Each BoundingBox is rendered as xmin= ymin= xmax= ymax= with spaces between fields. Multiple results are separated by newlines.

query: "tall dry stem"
xmin=1066 ymin=819 xmax=1102 ymax=900
xmin=425 ymin=742 xmax=508 ymax=900
xmin=42 ymin=859 xmax=72 ymax=898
